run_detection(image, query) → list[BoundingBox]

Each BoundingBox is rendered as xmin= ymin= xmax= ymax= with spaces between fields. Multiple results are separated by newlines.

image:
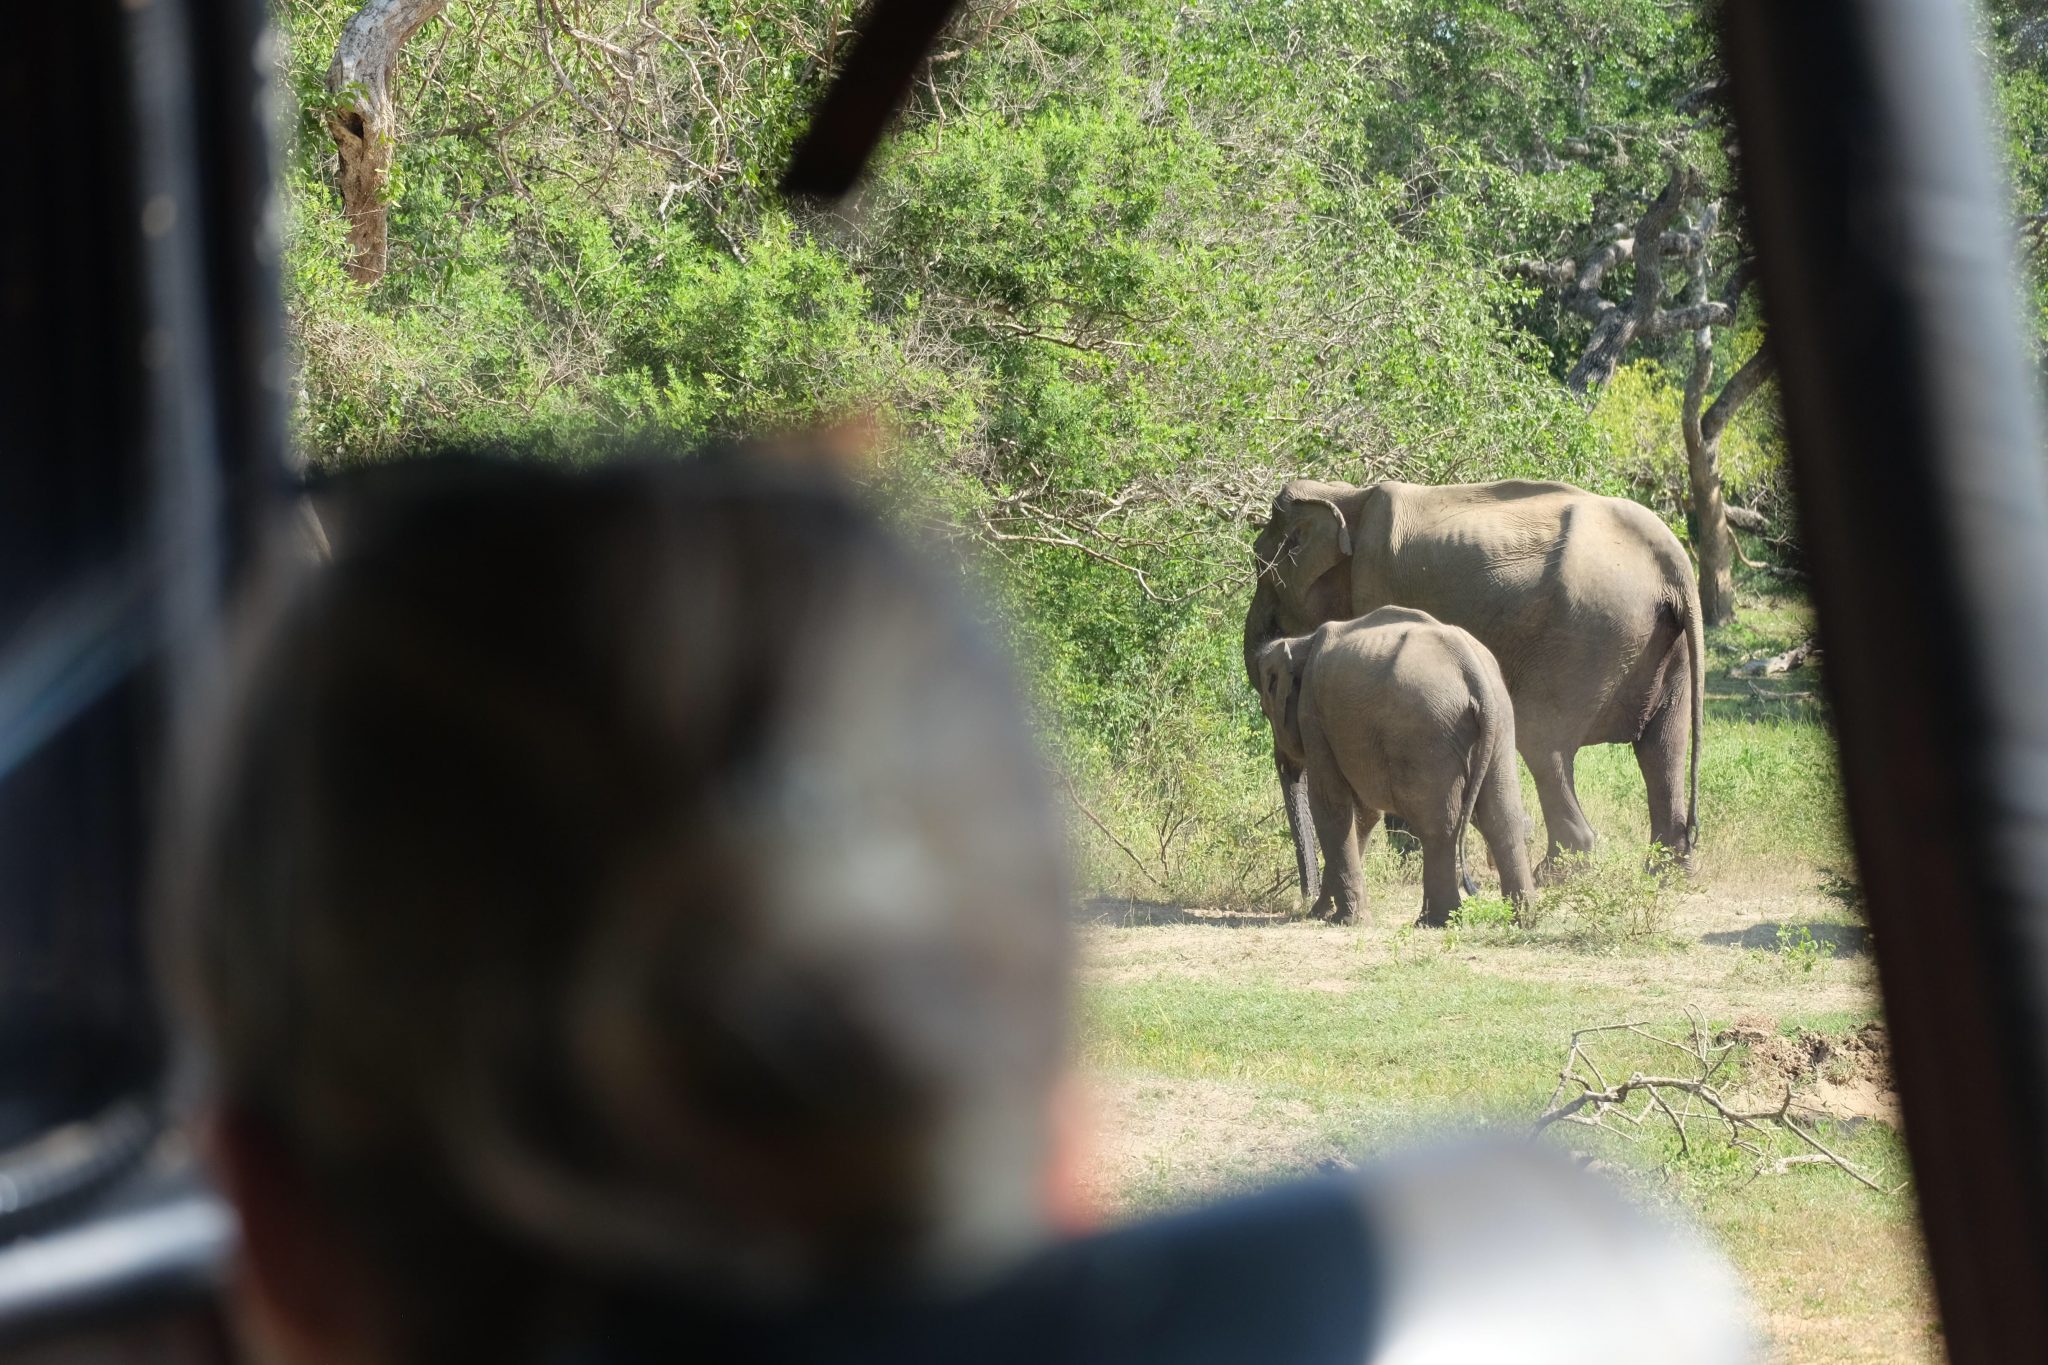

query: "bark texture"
xmin=328 ymin=0 xmax=451 ymax=284
xmin=1564 ymin=166 xmax=1696 ymax=393
xmin=1684 ymin=337 xmax=1773 ymax=626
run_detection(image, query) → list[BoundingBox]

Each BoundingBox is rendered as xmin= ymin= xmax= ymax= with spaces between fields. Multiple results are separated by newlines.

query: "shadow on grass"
xmin=1073 ymin=897 xmax=1291 ymax=928
xmin=1700 ymin=920 xmax=1869 ymax=958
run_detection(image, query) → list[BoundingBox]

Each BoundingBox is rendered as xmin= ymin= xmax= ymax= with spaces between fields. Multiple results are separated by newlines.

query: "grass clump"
xmin=1443 ymin=895 xmax=1521 ymax=951
xmin=1530 ymin=847 xmax=1683 ymax=949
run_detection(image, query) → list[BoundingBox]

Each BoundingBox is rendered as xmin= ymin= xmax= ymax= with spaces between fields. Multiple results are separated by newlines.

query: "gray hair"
xmin=160 ymin=453 xmax=1072 ymax=1349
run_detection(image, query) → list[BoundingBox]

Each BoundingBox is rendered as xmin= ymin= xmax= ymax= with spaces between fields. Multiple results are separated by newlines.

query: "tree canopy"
xmin=277 ymin=0 xmax=2048 ymax=895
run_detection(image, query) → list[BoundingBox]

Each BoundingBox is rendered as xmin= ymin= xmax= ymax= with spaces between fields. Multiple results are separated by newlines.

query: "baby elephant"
xmin=1255 ymin=607 xmax=1535 ymax=927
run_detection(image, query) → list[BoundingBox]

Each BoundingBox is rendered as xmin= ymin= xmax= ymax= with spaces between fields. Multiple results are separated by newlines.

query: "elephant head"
xmin=1249 ymin=480 xmax=1365 ymax=632
xmin=1254 ymin=637 xmax=1309 ymax=766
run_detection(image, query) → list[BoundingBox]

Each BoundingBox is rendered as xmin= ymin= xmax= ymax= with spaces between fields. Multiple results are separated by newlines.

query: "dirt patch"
xmin=1717 ymin=1017 xmax=1899 ymax=1126
xmin=1079 ymin=917 xmax=1385 ymax=989
xmin=1078 ymin=1072 xmax=1330 ymax=1214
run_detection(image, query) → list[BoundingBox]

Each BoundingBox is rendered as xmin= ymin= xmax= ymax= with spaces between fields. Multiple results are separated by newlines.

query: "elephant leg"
xmin=1473 ymin=751 xmax=1536 ymax=912
xmin=1527 ymin=747 xmax=1596 ymax=878
xmin=1416 ymin=826 xmax=1463 ymax=928
xmin=1309 ymin=781 xmax=1368 ymax=925
xmin=1634 ymin=688 xmax=1693 ymax=864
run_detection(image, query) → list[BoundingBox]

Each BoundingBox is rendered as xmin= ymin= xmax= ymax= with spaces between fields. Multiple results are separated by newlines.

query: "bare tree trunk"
xmin=1700 ymin=344 xmax=1775 ymax=598
xmin=327 ymin=0 xmax=450 ymax=285
xmin=1679 ymin=206 xmax=1736 ymax=625
xmin=1675 ymin=204 xmax=1779 ymax=627
xmin=1682 ymin=320 xmax=1737 ymax=626
xmin=1683 ymin=310 xmax=1775 ymax=626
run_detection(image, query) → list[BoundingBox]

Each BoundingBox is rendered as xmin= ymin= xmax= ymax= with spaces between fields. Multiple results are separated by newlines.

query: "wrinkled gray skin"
xmin=1245 ymin=479 xmax=1703 ymax=900
xmin=1255 ymin=609 xmax=1536 ymax=926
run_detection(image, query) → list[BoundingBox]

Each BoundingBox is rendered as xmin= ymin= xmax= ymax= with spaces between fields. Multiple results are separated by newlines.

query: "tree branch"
xmin=1701 ymin=343 xmax=1775 ymax=445
xmin=1536 ymin=1010 xmax=1898 ymax=1194
xmin=1566 ymin=164 xmax=1695 ymax=392
xmin=1642 ymin=300 xmax=1737 ymax=336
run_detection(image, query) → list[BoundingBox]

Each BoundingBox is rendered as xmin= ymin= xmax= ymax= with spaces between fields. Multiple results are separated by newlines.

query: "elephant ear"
xmin=1255 ymin=640 xmax=1306 ymax=755
xmin=1266 ymin=488 xmax=1354 ymax=599
xmin=1254 ymin=640 xmax=1285 ymax=706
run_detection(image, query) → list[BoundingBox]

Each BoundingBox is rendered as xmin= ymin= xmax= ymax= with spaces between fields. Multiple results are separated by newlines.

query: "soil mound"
xmin=1716 ymin=1017 xmax=1898 ymax=1126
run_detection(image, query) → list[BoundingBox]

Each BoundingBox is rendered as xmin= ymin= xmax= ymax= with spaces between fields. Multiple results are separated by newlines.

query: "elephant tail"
xmin=1455 ymin=720 xmax=1486 ymax=898
xmin=1454 ymin=660 xmax=1502 ymax=899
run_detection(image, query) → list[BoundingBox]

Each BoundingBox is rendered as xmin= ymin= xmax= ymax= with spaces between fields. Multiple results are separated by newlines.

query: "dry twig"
xmin=1534 ymin=1008 xmax=1897 ymax=1193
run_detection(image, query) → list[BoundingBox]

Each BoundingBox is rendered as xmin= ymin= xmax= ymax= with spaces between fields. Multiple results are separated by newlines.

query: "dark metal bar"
xmin=0 ymin=0 xmax=281 ymax=1344
xmin=0 ymin=0 xmax=161 ymax=1156
xmin=779 ymin=0 xmax=964 ymax=201
xmin=1724 ymin=3 xmax=2048 ymax=1356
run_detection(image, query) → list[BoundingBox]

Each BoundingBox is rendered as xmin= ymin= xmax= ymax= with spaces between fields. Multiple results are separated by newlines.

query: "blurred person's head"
xmin=160 ymin=451 xmax=1075 ymax=1364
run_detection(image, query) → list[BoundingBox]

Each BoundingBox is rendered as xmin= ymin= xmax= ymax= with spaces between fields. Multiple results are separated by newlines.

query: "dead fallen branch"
xmin=1534 ymin=1009 xmax=1899 ymax=1194
xmin=1732 ymin=638 xmax=1818 ymax=677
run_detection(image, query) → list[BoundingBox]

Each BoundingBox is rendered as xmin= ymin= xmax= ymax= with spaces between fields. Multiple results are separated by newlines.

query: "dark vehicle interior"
xmin=4 ymin=0 xmax=2048 ymax=1359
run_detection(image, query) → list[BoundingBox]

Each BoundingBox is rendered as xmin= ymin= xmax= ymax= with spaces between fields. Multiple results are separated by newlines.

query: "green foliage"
xmin=605 ymin=220 xmax=897 ymax=437
xmin=1776 ymin=923 xmax=1824 ymax=974
xmin=277 ymin=0 xmax=1616 ymax=806
xmin=1983 ymin=2 xmax=2048 ymax=361
xmin=1442 ymin=894 xmax=1519 ymax=951
xmin=1060 ymin=681 xmax=1292 ymax=911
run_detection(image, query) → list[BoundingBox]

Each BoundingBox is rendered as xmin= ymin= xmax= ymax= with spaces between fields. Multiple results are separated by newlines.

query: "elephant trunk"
xmin=1248 ymin=582 xmax=1318 ymax=899
xmin=1279 ymin=752 xmax=1320 ymax=902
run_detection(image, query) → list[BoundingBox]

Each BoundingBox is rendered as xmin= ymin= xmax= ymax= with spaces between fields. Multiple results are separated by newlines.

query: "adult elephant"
xmin=1244 ymin=478 xmax=1703 ymax=899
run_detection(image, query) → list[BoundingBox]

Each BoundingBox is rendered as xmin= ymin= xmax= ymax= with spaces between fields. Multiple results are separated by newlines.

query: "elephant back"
xmin=1349 ymin=481 xmax=1677 ymax=692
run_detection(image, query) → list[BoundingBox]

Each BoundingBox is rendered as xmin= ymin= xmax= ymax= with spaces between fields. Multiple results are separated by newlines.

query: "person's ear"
xmin=207 ymin=1105 xmax=385 ymax=1365
xmin=1043 ymin=1072 xmax=1099 ymax=1236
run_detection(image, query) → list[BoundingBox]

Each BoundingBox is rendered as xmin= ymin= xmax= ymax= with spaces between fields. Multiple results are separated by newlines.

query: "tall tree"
xmin=326 ymin=0 xmax=450 ymax=284
xmin=1516 ymin=165 xmax=1770 ymax=624
xmin=1679 ymin=209 xmax=1772 ymax=627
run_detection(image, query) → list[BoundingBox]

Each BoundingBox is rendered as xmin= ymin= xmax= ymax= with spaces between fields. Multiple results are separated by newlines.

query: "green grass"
xmin=1085 ymin=964 xmax=1627 ymax=1112
xmin=1079 ymin=960 xmax=1928 ymax=1360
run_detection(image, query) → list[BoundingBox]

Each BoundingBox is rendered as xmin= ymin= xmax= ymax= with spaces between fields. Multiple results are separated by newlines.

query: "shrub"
xmin=1775 ymin=923 xmax=1824 ymax=974
xmin=1531 ymin=847 xmax=1682 ymax=948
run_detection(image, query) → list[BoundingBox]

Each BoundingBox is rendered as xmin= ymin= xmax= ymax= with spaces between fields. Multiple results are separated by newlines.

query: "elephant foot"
xmin=1534 ymin=851 xmax=1591 ymax=886
xmin=1414 ymin=909 xmax=1450 ymax=929
xmin=1327 ymin=905 xmax=1361 ymax=926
